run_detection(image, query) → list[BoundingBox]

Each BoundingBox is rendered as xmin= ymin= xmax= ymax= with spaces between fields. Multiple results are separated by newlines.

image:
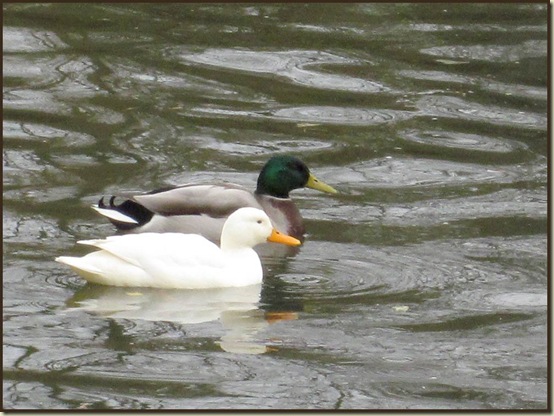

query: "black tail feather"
xmin=98 ymin=196 xmax=154 ymax=230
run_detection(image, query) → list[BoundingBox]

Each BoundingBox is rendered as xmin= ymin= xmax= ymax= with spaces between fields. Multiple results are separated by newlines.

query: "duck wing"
xmin=78 ymin=233 xmax=224 ymax=269
xmin=93 ymin=183 xmax=264 ymax=236
xmin=72 ymin=233 xmax=233 ymax=288
xmin=133 ymin=183 xmax=261 ymax=218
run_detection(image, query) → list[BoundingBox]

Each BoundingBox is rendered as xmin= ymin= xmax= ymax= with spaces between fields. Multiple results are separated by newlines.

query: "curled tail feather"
xmin=92 ymin=196 xmax=154 ymax=230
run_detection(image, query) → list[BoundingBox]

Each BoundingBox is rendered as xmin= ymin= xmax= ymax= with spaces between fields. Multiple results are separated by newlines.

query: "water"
xmin=3 ymin=3 xmax=548 ymax=410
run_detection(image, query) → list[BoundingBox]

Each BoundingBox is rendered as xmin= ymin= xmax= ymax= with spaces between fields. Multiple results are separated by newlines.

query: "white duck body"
xmin=56 ymin=208 xmax=301 ymax=289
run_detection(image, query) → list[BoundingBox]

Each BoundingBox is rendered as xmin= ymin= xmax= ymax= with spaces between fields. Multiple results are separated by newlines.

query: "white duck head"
xmin=220 ymin=207 xmax=301 ymax=251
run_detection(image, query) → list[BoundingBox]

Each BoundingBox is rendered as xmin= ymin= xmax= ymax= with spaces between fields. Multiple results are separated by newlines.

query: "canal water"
xmin=3 ymin=3 xmax=548 ymax=410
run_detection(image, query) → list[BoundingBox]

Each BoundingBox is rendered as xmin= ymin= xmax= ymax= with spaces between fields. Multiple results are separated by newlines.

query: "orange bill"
xmin=267 ymin=229 xmax=301 ymax=246
xmin=265 ymin=311 xmax=299 ymax=324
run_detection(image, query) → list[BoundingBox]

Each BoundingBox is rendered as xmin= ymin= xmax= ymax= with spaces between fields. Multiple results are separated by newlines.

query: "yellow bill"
xmin=267 ymin=229 xmax=302 ymax=246
xmin=306 ymin=174 xmax=337 ymax=194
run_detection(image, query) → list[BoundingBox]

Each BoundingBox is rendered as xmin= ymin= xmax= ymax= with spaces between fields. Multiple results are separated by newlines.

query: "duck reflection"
xmin=66 ymin=283 xmax=298 ymax=354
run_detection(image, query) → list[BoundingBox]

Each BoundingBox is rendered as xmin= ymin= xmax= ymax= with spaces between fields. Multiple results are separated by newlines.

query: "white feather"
xmin=56 ymin=207 xmax=300 ymax=289
xmin=91 ymin=205 xmax=139 ymax=224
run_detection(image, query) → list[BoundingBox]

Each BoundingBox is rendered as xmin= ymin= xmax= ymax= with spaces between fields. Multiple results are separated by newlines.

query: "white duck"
xmin=55 ymin=207 xmax=301 ymax=289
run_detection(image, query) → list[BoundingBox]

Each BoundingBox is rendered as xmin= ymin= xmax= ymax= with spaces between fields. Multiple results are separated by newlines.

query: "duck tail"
xmin=55 ymin=256 xmax=102 ymax=276
xmin=92 ymin=196 xmax=153 ymax=230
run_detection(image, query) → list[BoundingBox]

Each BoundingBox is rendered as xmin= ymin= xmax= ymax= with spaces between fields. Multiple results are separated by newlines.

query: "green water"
xmin=3 ymin=3 xmax=548 ymax=410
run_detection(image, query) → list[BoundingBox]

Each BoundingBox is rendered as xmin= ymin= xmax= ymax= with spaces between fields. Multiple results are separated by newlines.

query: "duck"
xmin=56 ymin=207 xmax=301 ymax=289
xmin=92 ymin=155 xmax=337 ymax=242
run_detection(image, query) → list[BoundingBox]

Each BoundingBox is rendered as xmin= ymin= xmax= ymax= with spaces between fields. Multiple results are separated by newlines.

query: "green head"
xmin=255 ymin=155 xmax=337 ymax=198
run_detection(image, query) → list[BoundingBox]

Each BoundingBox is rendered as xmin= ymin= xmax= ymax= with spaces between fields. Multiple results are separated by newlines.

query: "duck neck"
xmin=255 ymin=182 xmax=290 ymax=199
xmin=220 ymin=238 xmax=241 ymax=252
xmin=220 ymin=234 xmax=255 ymax=252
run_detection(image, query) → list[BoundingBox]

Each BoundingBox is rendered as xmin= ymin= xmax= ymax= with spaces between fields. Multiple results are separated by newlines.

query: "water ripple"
xmin=420 ymin=40 xmax=547 ymax=63
xmin=417 ymin=96 xmax=546 ymax=130
xmin=276 ymin=241 xmax=453 ymax=304
xmin=178 ymin=48 xmax=390 ymax=93
xmin=182 ymin=133 xmax=334 ymax=157
xmin=272 ymin=235 xmax=546 ymax=321
xmin=399 ymin=129 xmax=528 ymax=154
xmin=3 ymin=26 xmax=68 ymax=52
xmin=3 ymin=121 xmax=96 ymax=148
xmin=399 ymin=70 xmax=547 ymax=101
xmin=3 ymin=56 xmax=66 ymax=87
xmin=106 ymin=60 xmax=249 ymax=102
xmin=3 ymin=3 xmax=547 ymax=410
xmin=381 ymin=188 xmax=546 ymax=226
xmin=190 ymin=106 xmax=413 ymax=127
xmin=3 ymin=89 xmax=72 ymax=116
xmin=272 ymin=106 xmax=413 ymax=126
xmin=4 ymin=54 xmax=104 ymax=108
xmin=45 ymin=351 xmax=122 ymax=372
xmin=326 ymin=157 xmax=539 ymax=190
xmin=3 ymin=149 xmax=78 ymax=189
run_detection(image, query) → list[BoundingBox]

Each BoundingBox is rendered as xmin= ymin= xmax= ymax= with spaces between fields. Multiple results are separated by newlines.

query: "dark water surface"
xmin=3 ymin=3 xmax=549 ymax=410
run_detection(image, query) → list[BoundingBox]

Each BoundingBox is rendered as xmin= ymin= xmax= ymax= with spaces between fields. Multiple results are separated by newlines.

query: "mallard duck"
xmin=92 ymin=155 xmax=337 ymax=242
xmin=56 ymin=207 xmax=301 ymax=289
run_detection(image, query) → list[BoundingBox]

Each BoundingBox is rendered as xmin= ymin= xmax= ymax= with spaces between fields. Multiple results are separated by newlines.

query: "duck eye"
xmin=257 ymin=220 xmax=262 ymax=224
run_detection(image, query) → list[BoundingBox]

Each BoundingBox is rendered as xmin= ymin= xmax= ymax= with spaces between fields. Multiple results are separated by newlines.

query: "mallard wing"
xmin=132 ymin=183 xmax=261 ymax=217
xmin=93 ymin=183 xmax=265 ymax=238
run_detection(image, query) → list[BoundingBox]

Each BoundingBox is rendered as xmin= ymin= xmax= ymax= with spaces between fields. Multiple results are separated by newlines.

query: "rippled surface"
xmin=3 ymin=3 xmax=548 ymax=410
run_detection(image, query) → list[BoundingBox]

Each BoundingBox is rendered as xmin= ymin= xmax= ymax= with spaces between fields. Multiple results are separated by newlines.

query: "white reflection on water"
xmin=417 ymin=95 xmax=547 ymax=130
xmin=3 ymin=26 xmax=68 ymax=52
xmin=179 ymin=48 xmax=390 ymax=93
xmin=65 ymin=284 xmax=284 ymax=355
xmin=420 ymin=40 xmax=547 ymax=63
